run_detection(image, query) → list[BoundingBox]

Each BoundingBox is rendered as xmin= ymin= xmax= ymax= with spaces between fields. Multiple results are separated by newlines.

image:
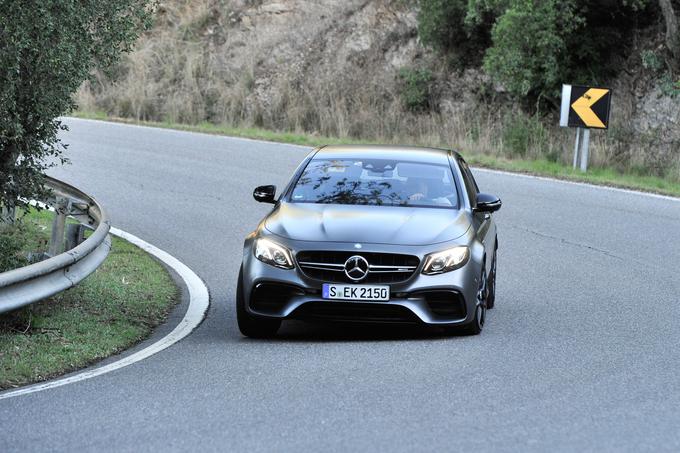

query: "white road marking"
xmin=0 ymin=227 xmax=210 ymax=400
xmin=63 ymin=116 xmax=310 ymax=149
xmin=473 ymin=167 xmax=680 ymax=203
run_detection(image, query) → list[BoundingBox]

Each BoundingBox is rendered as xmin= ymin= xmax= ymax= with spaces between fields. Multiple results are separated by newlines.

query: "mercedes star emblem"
xmin=344 ymin=255 xmax=369 ymax=282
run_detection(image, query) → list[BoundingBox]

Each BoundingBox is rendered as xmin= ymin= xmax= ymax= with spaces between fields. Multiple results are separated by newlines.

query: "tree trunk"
xmin=0 ymin=205 xmax=15 ymax=224
xmin=659 ymin=0 xmax=679 ymax=61
xmin=0 ymin=143 xmax=18 ymax=172
xmin=0 ymin=143 xmax=20 ymax=223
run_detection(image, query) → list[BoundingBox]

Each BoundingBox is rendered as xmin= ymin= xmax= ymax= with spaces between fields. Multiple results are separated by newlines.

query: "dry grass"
xmin=75 ymin=0 xmax=680 ymax=183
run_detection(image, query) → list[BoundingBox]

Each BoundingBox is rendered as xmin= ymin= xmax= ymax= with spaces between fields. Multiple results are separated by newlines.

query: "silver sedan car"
xmin=237 ymin=145 xmax=501 ymax=337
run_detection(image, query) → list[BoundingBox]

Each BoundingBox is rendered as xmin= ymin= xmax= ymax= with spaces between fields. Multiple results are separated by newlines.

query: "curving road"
xmin=2 ymin=118 xmax=680 ymax=451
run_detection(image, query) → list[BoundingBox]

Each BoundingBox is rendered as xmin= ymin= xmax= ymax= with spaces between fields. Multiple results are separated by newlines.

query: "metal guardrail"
xmin=0 ymin=177 xmax=111 ymax=313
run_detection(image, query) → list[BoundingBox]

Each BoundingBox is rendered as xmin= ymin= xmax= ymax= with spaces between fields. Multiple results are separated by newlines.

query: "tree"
xmin=0 ymin=0 xmax=153 ymax=218
xmin=658 ymin=0 xmax=679 ymax=62
xmin=483 ymin=0 xmax=579 ymax=100
xmin=418 ymin=0 xmax=656 ymax=103
xmin=417 ymin=0 xmax=492 ymax=63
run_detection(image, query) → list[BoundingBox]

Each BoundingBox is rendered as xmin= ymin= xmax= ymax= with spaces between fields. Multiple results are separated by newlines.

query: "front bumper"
xmin=241 ymin=239 xmax=482 ymax=326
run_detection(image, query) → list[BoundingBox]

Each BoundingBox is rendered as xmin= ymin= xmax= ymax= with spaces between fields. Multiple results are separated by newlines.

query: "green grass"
xmin=0 ymin=210 xmax=179 ymax=390
xmin=72 ymin=110 xmax=373 ymax=147
xmin=18 ymin=208 xmax=58 ymax=253
xmin=70 ymin=111 xmax=680 ymax=198
xmin=466 ymin=155 xmax=680 ymax=197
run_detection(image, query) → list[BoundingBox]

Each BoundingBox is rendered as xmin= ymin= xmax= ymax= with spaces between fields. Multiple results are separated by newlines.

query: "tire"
xmin=236 ymin=266 xmax=281 ymax=338
xmin=486 ymin=248 xmax=497 ymax=310
xmin=459 ymin=268 xmax=488 ymax=336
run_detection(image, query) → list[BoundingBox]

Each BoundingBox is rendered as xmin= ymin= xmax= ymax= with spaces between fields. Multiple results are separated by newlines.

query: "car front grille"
xmin=296 ymin=251 xmax=420 ymax=284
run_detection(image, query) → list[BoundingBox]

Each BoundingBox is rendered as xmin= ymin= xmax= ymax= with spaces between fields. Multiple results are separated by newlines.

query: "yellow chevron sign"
xmin=571 ymin=88 xmax=609 ymax=128
xmin=560 ymin=85 xmax=612 ymax=129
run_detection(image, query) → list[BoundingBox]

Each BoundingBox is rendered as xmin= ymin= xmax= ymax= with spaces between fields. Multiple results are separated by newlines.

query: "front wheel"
xmin=459 ymin=268 xmax=488 ymax=336
xmin=486 ymin=248 xmax=497 ymax=309
xmin=236 ymin=267 xmax=281 ymax=338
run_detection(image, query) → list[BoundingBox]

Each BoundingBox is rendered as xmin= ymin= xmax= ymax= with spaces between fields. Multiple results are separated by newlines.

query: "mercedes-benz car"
xmin=237 ymin=145 xmax=501 ymax=337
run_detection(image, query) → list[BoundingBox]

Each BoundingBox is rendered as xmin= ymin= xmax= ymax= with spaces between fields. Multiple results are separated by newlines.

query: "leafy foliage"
xmin=484 ymin=1 xmax=579 ymax=99
xmin=0 ymin=0 xmax=153 ymax=212
xmin=0 ymin=224 xmax=27 ymax=273
xmin=417 ymin=0 xmax=491 ymax=59
xmin=398 ymin=68 xmax=434 ymax=111
xmin=641 ymin=49 xmax=664 ymax=72
xmin=418 ymin=0 xmax=656 ymax=102
xmin=660 ymin=73 xmax=680 ymax=96
xmin=501 ymin=113 xmax=556 ymax=160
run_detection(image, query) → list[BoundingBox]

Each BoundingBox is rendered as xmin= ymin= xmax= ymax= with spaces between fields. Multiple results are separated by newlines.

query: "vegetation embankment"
xmin=75 ymin=0 xmax=679 ymax=190
xmin=0 ymin=209 xmax=178 ymax=390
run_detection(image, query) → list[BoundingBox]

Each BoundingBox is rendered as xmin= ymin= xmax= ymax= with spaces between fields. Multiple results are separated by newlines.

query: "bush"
xmin=641 ymin=50 xmax=664 ymax=72
xmin=417 ymin=0 xmax=490 ymax=60
xmin=660 ymin=73 xmax=680 ymax=97
xmin=0 ymin=224 xmax=28 ymax=273
xmin=398 ymin=68 xmax=434 ymax=111
xmin=418 ymin=0 xmax=656 ymax=102
xmin=502 ymin=113 xmax=549 ymax=157
xmin=484 ymin=1 xmax=574 ymax=99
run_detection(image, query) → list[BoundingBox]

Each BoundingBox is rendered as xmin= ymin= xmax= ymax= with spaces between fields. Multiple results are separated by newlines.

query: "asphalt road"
xmin=2 ymin=118 xmax=680 ymax=452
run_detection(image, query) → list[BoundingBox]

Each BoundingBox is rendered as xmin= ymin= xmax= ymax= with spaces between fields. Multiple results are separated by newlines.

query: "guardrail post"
xmin=65 ymin=223 xmax=86 ymax=251
xmin=48 ymin=197 xmax=69 ymax=257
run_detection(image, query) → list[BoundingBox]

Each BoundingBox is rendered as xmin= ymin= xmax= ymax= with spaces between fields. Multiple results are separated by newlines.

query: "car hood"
xmin=264 ymin=203 xmax=470 ymax=246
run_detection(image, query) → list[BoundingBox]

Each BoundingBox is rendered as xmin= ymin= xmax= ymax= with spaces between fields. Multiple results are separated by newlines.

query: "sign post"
xmin=572 ymin=127 xmax=581 ymax=169
xmin=560 ymin=84 xmax=612 ymax=172
xmin=580 ymin=128 xmax=590 ymax=172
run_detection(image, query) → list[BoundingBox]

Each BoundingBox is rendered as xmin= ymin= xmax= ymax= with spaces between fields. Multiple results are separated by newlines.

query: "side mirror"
xmin=475 ymin=193 xmax=502 ymax=213
xmin=253 ymin=185 xmax=277 ymax=203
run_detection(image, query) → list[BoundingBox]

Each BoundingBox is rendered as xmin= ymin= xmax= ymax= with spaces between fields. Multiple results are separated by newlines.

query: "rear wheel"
xmin=236 ymin=267 xmax=281 ymax=338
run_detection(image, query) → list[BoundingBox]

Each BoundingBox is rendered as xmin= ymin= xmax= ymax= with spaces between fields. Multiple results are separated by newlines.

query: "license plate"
xmin=322 ymin=283 xmax=389 ymax=302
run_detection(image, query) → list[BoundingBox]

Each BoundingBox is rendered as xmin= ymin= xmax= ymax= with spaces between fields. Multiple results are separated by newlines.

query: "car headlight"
xmin=254 ymin=238 xmax=294 ymax=269
xmin=422 ymin=246 xmax=469 ymax=275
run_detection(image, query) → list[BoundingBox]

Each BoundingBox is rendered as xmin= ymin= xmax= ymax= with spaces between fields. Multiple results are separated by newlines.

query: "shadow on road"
xmin=240 ymin=320 xmax=471 ymax=343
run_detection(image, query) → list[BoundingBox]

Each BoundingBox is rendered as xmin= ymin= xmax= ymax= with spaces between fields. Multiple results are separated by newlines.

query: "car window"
xmin=289 ymin=158 xmax=459 ymax=209
xmin=458 ymin=158 xmax=479 ymax=206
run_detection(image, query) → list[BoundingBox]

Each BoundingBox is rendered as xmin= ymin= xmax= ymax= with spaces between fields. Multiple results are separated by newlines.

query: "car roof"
xmin=313 ymin=144 xmax=460 ymax=166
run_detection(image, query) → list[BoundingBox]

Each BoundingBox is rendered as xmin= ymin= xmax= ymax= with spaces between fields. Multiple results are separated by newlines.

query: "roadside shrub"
xmin=0 ymin=224 xmax=28 ymax=273
xmin=641 ymin=50 xmax=664 ymax=72
xmin=419 ymin=0 xmax=655 ymax=102
xmin=501 ymin=113 xmax=548 ymax=158
xmin=417 ymin=0 xmax=490 ymax=61
xmin=660 ymin=74 xmax=680 ymax=97
xmin=484 ymin=1 xmax=572 ymax=99
xmin=398 ymin=68 xmax=433 ymax=112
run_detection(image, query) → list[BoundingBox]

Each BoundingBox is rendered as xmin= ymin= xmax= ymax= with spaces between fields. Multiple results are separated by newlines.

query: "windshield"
xmin=289 ymin=158 xmax=459 ymax=209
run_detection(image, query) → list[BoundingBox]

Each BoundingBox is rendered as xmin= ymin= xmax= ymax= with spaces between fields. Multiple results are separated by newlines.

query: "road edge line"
xmin=472 ymin=167 xmax=680 ymax=203
xmin=0 ymin=227 xmax=210 ymax=400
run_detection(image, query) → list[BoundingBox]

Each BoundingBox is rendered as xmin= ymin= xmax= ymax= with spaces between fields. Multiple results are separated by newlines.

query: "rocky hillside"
xmin=77 ymin=0 xmax=679 ymax=178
